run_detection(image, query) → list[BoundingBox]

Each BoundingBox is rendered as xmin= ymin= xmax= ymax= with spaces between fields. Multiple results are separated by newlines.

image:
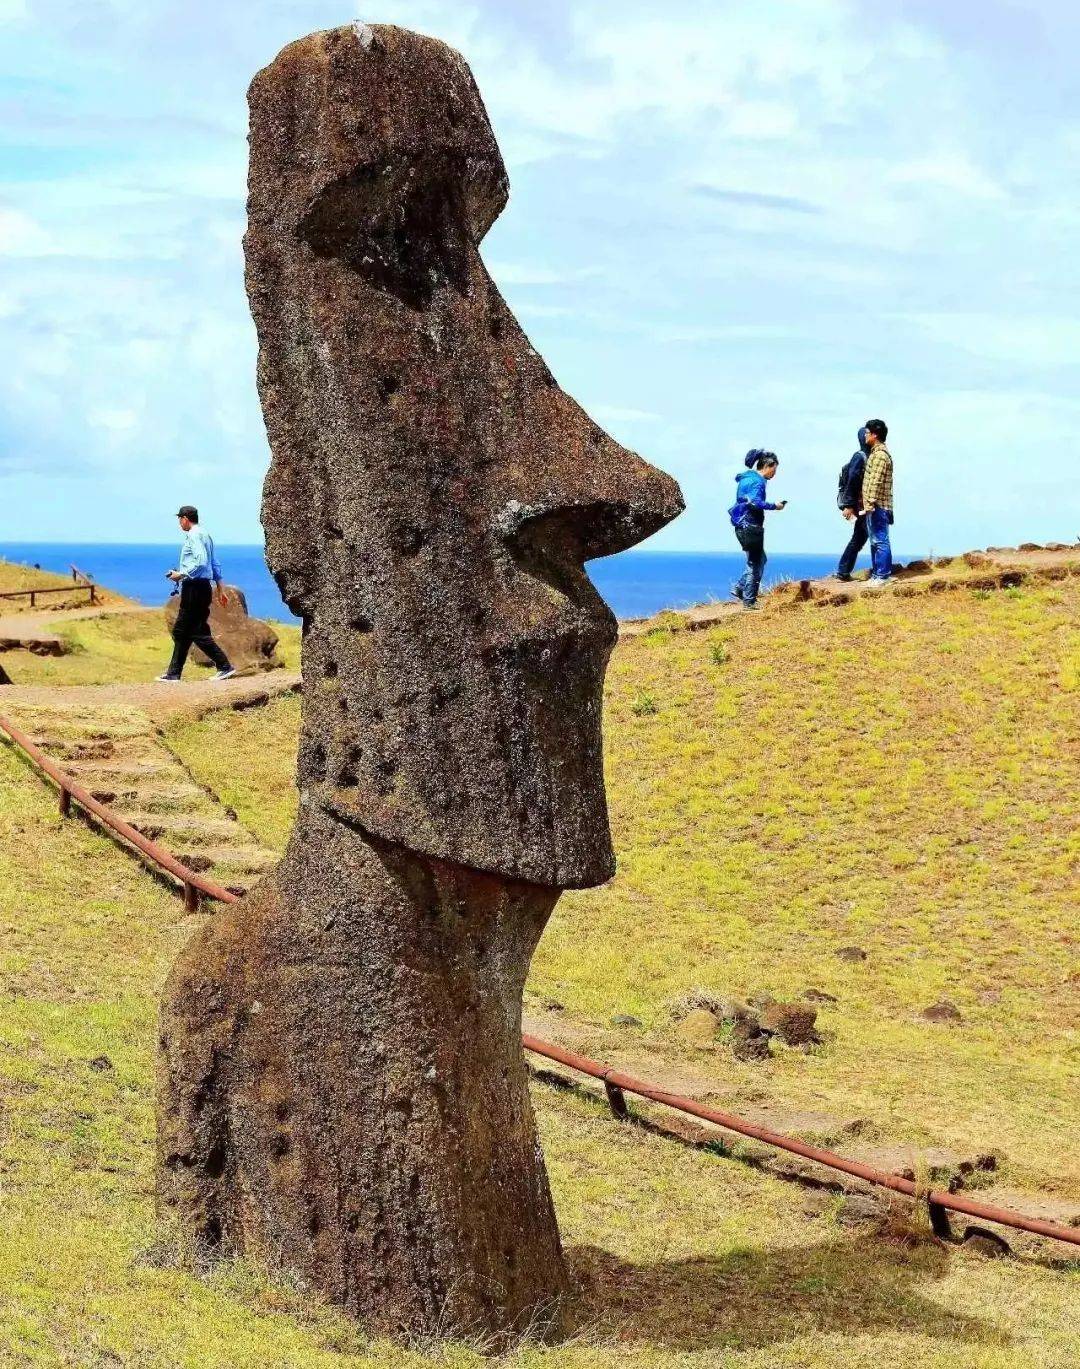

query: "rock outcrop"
xmin=157 ymin=23 xmax=682 ymax=1345
xmin=163 ymin=585 xmax=280 ymax=673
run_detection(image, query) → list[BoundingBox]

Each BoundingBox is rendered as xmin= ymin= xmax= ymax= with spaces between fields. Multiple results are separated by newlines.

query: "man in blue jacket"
xmin=836 ymin=426 xmax=869 ymax=580
xmin=157 ymin=505 xmax=235 ymax=681
xmin=729 ymin=450 xmax=787 ymax=610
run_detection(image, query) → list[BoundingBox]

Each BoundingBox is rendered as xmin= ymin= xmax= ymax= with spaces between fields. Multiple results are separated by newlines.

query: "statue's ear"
xmin=297 ymin=154 xmax=468 ymax=309
xmin=297 ymin=143 xmax=506 ymax=310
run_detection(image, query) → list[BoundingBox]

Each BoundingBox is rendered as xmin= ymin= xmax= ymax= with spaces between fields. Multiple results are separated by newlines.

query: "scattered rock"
xmin=903 ymin=559 xmax=931 ymax=573
xmin=88 ymin=1055 xmax=114 ymax=1072
xmin=675 ymin=1008 xmax=721 ymax=1044
xmin=802 ymin=987 xmax=838 ymax=1004
xmin=760 ymin=1002 xmax=819 ymax=1046
xmin=746 ymin=991 xmax=777 ymax=1011
xmin=0 ymin=661 xmax=10 ymax=685
xmin=962 ymin=1228 xmax=1011 ymax=1258
xmin=610 ymin=1014 xmax=643 ymax=1028
xmin=921 ymin=1000 xmax=963 ymax=1024
xmin=164 ymin=584 xmax=282 ymax=674
xmin=542 ymin=999 xmax=565 ymax=1014
xmin=730 ymin=1019 xmax=772 ymax=1061
xmin=669 ymin=987 xmax=745 ymax=1023
xmin=1018 ymin=542 xmax=1042 ymax=552
xmin=835 ymin=945 xmax=867 ymax=962
xmin=836 ymin=1194 xmax=885 ymax=1227
xmin=963 ymin=551 xmax=992 ymax=567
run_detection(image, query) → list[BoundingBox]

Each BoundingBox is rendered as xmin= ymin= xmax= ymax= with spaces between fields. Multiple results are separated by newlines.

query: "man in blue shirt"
xmin=157 ymin=505 xmax=235 ymax=681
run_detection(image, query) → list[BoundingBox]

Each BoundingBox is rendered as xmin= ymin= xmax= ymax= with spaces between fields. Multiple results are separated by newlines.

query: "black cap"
xmin=177 ymin=505 xmax=199 ymax=521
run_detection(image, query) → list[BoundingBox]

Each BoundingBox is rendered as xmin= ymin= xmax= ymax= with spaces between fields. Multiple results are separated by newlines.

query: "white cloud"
xmin=590 ymin=404 xmax=661 ymax=424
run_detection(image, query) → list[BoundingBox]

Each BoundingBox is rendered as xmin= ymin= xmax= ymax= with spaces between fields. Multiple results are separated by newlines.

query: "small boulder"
xmin=730 ymin=1019 xmax=772 ymax=1061
xmin=835 ymin=945 xmax=868 ymax=963
xmin=760 ymin=1001 xmax=819 ymax=1045
xmin=746 ymin=991 xmax=777 ymax=1011
xmin=611 ymin=1013 xmax=643 ymax=1028
xmin=803 ymin=987 xmax=838 ymax=1004
xmin=164 ymin=584 xmax=282 ymax=674
xmin=0 ymin=661 xmax=10 ymax=685
xmin=675 ymin=1008 xmax=721 ymax=1044
xmin=921 ymin=1000 xmax=963 ymax=1024
xmin=88 ymin=1055 xmax=114 ymax=1072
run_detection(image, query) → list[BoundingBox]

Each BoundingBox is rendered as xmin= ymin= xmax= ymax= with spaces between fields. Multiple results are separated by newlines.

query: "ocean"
xmin=0 ymin=543 xmax=880 ymax=623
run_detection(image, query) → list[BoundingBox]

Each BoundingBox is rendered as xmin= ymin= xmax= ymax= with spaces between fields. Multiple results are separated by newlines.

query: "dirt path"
xmin=619 ymin=542 xmax=1080 ymax=639
xmin=0 ymin=669 xmax=300 ymax=722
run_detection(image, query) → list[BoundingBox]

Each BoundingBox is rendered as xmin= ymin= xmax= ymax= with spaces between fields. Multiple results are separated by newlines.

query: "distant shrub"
xmin=631 ymin=690 xmax=659 ymax=717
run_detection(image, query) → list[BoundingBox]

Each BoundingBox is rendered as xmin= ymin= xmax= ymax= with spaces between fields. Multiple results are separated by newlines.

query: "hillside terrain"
xmin=0 ymin=546 xmax=1078 ymax=1366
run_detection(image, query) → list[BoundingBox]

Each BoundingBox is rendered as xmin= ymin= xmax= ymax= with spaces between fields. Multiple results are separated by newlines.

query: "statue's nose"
xmin=499 ymin=392 xmax=684 ymax=564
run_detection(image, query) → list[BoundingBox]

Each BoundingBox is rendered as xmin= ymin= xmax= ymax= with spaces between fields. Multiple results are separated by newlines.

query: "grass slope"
xmin=167 ymin=579 xmax=1080 ymax=1197
xmin=2 ymin=736 xmax=1079 ymax=1366
xmin=4 ymin=611 xmax=302 ymax=687
xmin=0 ymin=558 xmax=130 ymax=615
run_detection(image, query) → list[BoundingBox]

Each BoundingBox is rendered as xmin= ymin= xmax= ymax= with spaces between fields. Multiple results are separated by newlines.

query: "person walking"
xmin=860 ymin=419 xmax=894 ymax=587
xmin=157 ymin=505 xmax=236 ymax=681
xmin=836 ymin=426 xmax=870 ymax=580
xmin=729 ymin=449 xmax=787 ymax=611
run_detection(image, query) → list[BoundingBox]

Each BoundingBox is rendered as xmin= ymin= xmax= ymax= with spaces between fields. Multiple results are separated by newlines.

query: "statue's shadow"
xmin=566 ymin=1237 xmax=1010 ymax=1353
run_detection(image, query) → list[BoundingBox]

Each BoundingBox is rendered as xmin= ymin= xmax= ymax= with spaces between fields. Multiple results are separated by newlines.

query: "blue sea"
xmin=0 ymin=543 xmax=886 ymax=622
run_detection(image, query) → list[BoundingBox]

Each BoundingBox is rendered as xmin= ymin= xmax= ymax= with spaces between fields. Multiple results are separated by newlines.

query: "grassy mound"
xmin=0 ymin=558 xmax=130 ymax=615
xmin=167 ymin=578 xmax=1080 ymax=1194
xmin=3 ymin=720 xmax=1079 ymax=1365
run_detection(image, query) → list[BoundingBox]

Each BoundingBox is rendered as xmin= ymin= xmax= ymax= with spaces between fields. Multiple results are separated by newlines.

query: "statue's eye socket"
xmin=298 ymin=156 xmax=469 ymax=310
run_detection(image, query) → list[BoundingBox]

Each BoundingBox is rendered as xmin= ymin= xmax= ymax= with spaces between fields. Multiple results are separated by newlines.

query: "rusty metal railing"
xmin=2 ymin=710 xmax=1078 ymax=1252
xmin=0 ymin=715 xmax=234 ymax=912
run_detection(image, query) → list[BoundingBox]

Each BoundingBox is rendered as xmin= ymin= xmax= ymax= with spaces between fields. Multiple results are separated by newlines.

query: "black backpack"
xmin=837 ymin=452 xmax=865 ymax=509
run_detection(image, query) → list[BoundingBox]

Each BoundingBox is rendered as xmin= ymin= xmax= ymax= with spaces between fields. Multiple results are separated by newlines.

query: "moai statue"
xmin=157 ymin=23 xmax=682 ymax=1343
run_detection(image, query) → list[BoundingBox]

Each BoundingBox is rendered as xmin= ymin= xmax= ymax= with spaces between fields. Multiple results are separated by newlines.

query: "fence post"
xmin=183 ymin=881 xmax=200 ymax=914
xmin=604 ymin=1081 xmax=630 ymax=1120
xmin=928 ymin=1200 xmax=954 ymax=1241
xmin=30 ymin=590 xmax=35 ymax=608
xmin=58 ymin=787 xmax=71 ymax=818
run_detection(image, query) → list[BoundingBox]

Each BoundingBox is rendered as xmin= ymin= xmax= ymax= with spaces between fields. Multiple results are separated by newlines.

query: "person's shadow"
xmin=565 ymin=1236 xmax=1010 ymax=1354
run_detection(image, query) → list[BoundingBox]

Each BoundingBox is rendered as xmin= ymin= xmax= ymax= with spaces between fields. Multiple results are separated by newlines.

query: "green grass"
xmin=4 ymin=610 xmax=302 ymax=686
xmin=4 ymin=570 xmax=1080 ymax=1364
xmin=2 ymin=743 xmax=1078 ymax=1366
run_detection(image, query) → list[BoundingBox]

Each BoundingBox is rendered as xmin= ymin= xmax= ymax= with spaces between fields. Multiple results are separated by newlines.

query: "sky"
xmin=1 ymin=0 xmax=1078 ymax=555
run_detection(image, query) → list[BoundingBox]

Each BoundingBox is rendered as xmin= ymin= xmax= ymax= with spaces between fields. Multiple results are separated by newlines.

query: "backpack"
xmin=837 ymin=452 xmax=865 ymax=510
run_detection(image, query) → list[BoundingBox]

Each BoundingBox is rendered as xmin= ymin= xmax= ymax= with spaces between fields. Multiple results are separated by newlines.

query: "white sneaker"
xmin=864 ymin=577 xmax=892 ymax=589
xmin=212 ymin=668 xmax=237 ymax=681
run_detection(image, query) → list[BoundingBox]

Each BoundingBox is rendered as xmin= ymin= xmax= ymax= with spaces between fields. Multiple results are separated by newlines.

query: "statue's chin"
xmin=311 ymin=782 xmax=616 ymax=891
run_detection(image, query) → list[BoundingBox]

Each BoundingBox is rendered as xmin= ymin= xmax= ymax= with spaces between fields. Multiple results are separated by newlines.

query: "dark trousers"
xmin=166 ymin=579 xmax=231 ymax=678
xmin=837 ymin=514 xmax=868 ymax=577
xmin=734 ymin=524 xmax=767 ymax=604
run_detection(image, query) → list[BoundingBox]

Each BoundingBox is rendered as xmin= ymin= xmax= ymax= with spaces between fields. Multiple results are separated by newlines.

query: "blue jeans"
xmin=867 ymin=507 xmax=893 ymax=580
xmin=734 ymin=524 xmax=766 ymax=604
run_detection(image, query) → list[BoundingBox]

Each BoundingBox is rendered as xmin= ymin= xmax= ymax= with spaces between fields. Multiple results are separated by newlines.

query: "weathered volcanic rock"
xmin=760 ymin=1001 xmax=819 ymax=1045
xmin=157 ymin=22 xmax=682 ymax=1346
xmin=164 ymin=584 xmax=280 ymax=673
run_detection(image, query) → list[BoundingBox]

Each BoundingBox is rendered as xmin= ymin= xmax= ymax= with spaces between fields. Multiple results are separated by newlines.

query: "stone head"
xmin=247 ymin=24 xmax=683 ymax=888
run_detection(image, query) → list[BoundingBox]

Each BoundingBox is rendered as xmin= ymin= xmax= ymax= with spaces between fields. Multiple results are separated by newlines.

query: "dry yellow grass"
xmin=2 ymin=736 xmax=1078 ymax=1366
xmin=167 ymin=577 xmax=1080 ymax=1197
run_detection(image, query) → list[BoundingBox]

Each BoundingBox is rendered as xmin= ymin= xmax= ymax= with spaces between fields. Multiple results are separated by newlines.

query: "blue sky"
xmin=1 ymin=0 xmax=1078 ymax=554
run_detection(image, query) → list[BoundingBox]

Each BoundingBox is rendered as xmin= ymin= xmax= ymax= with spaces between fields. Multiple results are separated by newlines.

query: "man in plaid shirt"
xmin=860 ymin=418 xmax=894 ymax=585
